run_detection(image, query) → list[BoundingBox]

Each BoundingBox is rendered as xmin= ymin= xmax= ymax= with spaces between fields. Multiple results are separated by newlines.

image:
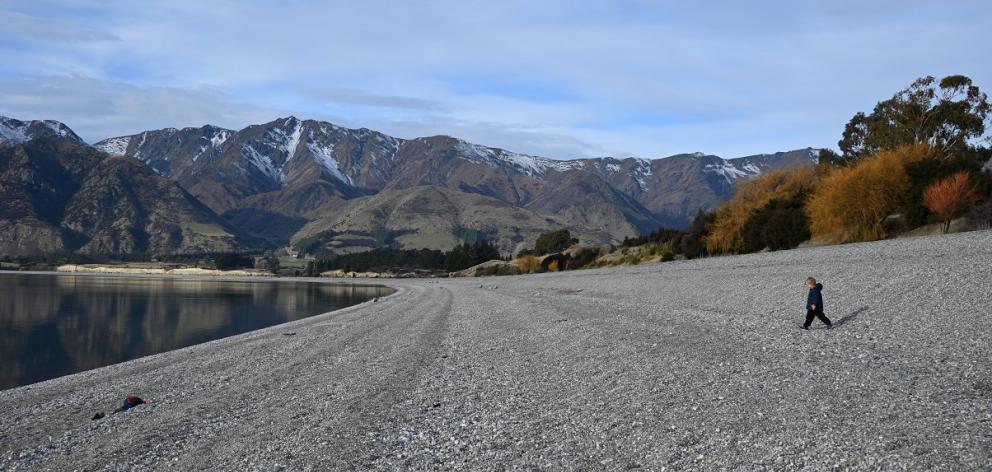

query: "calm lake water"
xmin=0 ymin=273 xmax=393 ymax=390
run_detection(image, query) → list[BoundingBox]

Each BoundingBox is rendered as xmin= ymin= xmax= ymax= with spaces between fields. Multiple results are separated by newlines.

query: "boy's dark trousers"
xmin=804 ymin=309 xmax=832 ymax=328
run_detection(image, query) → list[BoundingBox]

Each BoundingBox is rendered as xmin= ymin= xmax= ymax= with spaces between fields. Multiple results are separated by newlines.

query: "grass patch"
xmin=277 ymin=256 xmax=308 ymax=268
xmin=181 ymin=222 xmax=232 ymax=237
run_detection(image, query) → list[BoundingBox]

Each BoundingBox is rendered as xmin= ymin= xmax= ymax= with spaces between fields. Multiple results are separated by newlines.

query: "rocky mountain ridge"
xmin=0 ymin=121 xmax=247 ymax=256
xmin=2 ymin=114 xmax=817 ymax=256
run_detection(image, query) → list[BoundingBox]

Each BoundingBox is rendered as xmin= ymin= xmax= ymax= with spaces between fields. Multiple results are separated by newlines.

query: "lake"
xmin=0 ymin=273 xmax=393 ymax=390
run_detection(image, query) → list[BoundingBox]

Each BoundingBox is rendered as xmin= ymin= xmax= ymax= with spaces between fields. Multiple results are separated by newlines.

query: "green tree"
xmin=622 ymin=227 xmax=685 ymax=248
xmin=839 ymin=75 xmax=990 ymax=160
xmin=740 ymin=193 xmax=810 ymax=252
xmin=816 ymin=148 xmax=848 ymax=169
xmin=533 ymin=229 xmax=578 ymax=255
xmin=214 ymin=253 xmax=254 ymax=270
xmin=681 ymin=210 xmax=715 ymax=259
xmin=444 ymin=240 xmax=500 ymax=272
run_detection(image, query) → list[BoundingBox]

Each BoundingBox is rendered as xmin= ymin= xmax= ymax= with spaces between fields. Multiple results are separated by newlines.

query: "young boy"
xmin=802 ymin=277 xmax=832 ymax=330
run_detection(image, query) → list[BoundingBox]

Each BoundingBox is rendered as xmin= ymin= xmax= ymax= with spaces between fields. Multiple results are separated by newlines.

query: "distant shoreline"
xmin=55 ymin=263 xmax=272 ymax=277
xmin=0 ymin=269 xmax=400 ymax=288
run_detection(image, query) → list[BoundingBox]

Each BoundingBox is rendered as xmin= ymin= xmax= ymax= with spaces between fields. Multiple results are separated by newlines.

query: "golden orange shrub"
xmin=705 ymin=165 xmax=816 ymax=253
xmin=923 ymin=171 xmax=981 ymax=233
xmin=514 ymin=255 xmax=540 ymax=274
xmin=805 ymin=144 xmax=933 ymax=243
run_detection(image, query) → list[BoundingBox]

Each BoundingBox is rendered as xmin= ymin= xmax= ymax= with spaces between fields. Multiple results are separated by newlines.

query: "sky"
xmin=0 ymin=0 xmax=989 ymax=159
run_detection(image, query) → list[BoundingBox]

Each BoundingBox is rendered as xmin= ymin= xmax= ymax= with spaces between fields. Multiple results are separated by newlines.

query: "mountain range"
xmin=0 ymin=114 xmax=818 ymax=257
xmin=0 ymin=117 xmax=244 ymax=256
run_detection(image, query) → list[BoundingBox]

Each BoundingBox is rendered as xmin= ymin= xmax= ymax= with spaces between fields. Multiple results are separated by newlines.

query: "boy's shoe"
xmin=800 ymin=325 xmax=809 ymax=330
xmin=826 ymin=324 xmax=834 ymax=330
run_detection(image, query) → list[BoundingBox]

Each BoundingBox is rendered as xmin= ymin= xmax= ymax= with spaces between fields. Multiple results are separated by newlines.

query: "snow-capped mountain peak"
xmin=0 ymin=116 xmax=86 ymax=146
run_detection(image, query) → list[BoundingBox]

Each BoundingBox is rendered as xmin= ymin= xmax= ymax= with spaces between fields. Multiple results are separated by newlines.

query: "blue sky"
xmin=0 ymin=0 xmax=989 ymax=159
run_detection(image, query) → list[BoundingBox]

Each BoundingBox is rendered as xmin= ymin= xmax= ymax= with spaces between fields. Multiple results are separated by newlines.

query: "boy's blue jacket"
xmin=807 ymin=283 xmax=824 ymax=311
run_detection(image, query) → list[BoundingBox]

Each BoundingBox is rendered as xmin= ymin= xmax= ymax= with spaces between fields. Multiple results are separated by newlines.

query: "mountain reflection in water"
xmin=0 ymin=273 xmax=392 ymax=389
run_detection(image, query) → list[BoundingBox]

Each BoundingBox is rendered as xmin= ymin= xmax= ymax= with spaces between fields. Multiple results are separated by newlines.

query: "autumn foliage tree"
xmin=806 ymin=144 xmax=934 ymax=243
xmin=705 ymin=165 xmax=816 ymax=254
xmin=923 ymin=171 xmax=981 ymax=233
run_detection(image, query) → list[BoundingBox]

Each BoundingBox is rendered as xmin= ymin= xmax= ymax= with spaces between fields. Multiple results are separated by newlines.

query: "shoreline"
xmin=2 ymin=230 xmax=990 ymax=470
xmin=0 ymin=271 xmax=402 ymax=392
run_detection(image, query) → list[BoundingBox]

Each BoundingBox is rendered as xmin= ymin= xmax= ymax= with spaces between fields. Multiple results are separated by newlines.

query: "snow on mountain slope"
xmin=369 ymin=132 xmax=401 ymax=163
xmin=132 ymin=132 xmax=148 ymax=160
xmin=631 ymin=158 xmax=653 ymax=192
xmin=241 ymin=144 xmax=283 ymax=182
xmin=94 ymin=136 xmax=131 ymax=156
xmin=454 ymin=139 xmax=582 ymax=176
xmin=41 ymin=121 xmax=72 ymax=138
xmin=242 ymin=118 xmax=302 ymax=180
xmin=268 ymin=118 xmax=304 ymax=166
xmin=703 ymin=161 xmax=751 ymax=183
xmin=307 ymin=141 xmax=352 ymax=184
xmin=0 ymin=118 xmax=29 ymax=144
xmin=210 ymin=130 xmax=232 ymax=147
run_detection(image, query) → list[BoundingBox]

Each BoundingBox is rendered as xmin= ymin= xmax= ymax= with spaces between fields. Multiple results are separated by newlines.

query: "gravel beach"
xmin=2 ymin=231 xmax=991 ymax=470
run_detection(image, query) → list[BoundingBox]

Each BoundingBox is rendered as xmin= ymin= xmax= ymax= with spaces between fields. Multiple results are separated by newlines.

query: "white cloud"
xmin=0 ymin=75 xmax=284 ymax=142
xmin=0 ymin=10 xmax=120 ymax=44
xmin=304 ymin=88 xmax=444 ymax=112
xmin=0 ymin=1 xmax=989 ymax=158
